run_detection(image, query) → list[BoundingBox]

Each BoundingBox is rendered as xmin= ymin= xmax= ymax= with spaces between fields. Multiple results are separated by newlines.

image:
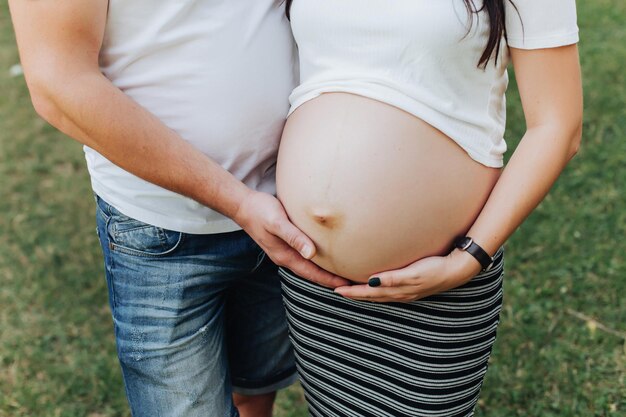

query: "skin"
xmin=277 ymin=92 xmax=502 ymax=282
xmin=233 ymin=392 xmax=275 ymax=417
xmin=8 ymin=0 xmax=349 ymax=414
xmin=7 ymin=0 xmax=348 ymax=289
xmin=334 ymin=44 xmax=583 ymax=302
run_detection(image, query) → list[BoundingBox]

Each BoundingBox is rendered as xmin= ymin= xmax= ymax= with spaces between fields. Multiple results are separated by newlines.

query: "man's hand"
xmin=234 ymin=191 xmax=350 ymax=288
xmin=7 ymin=0 xmax=298 ymax=237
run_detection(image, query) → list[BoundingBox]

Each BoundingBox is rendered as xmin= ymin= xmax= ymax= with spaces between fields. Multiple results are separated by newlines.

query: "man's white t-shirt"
xmin=87 ymin=0 xmax=296 ymax=234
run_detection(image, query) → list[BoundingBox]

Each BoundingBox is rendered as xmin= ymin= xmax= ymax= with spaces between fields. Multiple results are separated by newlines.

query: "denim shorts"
xmin=94 ymin=195 xmax=296 ymax=417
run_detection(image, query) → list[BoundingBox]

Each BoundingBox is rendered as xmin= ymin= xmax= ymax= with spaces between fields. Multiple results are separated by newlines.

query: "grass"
xmin=0 ymin=0 xmax=624 ymax=416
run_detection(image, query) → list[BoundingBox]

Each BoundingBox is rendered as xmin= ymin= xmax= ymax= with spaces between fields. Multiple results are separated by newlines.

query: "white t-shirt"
xmin=288 ymin=0 xmax=579 ymax=168
xmin=87 ymin=0 xmax=296 ymax=234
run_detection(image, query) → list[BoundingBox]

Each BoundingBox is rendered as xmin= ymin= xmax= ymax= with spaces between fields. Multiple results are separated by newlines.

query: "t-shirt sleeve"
xmin=505 ymin=0 xmax=579 ymax=49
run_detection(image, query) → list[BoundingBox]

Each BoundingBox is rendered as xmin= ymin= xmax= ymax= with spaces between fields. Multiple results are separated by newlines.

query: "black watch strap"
xmin=454 ymin=236 xmax=493 ymax=270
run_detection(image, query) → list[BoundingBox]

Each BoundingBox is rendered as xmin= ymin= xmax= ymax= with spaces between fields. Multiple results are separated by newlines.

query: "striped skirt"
xmin=279 ymin=249 xmax=504 ymax=417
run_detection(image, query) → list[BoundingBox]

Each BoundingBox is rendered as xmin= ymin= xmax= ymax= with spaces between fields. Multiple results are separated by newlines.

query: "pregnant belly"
xmin=276 ymin=93 xmax=500 ymax=282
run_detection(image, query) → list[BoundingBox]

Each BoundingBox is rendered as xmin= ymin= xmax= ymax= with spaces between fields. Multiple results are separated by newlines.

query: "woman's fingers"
xmin=334 ymin=284 xmax=419 ymax=302
xmin=333 ymin=260 xmax=426 ymax=301
xmin=369 ymin=260 xmax=427 ymax=288
xmin=334 ymin=257 xmax=452 ymax=302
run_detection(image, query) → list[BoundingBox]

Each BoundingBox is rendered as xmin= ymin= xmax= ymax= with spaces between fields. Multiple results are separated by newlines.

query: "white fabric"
xmin=288 ymin=0 xmax=579 ymax=168
xmin=87 ymin=0 xmax=296 ymax=234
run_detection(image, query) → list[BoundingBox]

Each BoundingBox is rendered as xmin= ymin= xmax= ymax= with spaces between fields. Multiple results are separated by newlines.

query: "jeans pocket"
xmin=107 ymin=209 xmax=184 ymax=257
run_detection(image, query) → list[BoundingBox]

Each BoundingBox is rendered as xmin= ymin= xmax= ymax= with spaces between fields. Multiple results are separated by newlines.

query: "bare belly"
xmin=276 ymin=93 xmax=501 ymax=282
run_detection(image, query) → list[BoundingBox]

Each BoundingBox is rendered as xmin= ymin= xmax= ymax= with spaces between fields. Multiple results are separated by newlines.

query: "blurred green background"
xmin=0 ymin=1 xmax=624 ymax=416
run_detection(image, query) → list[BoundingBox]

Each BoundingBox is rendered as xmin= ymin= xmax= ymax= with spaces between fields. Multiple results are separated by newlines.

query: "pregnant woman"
xmin=277 ymin=1 xmax=582 ymax=416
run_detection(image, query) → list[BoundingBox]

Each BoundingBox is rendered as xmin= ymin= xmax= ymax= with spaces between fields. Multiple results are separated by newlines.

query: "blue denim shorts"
xmin=94 ymin=195 xmax=296 ymax=417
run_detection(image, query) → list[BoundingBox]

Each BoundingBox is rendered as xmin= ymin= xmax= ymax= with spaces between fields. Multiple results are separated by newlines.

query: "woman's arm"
xmin=335 ymin=44 xmax=583 ymax=302
xmin=9 ymin=0 xmax=348 ymax=288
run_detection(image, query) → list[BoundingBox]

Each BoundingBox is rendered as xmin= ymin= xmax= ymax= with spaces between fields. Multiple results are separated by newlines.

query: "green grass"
xmin=1 ymin=0 xmax=624 ymax=416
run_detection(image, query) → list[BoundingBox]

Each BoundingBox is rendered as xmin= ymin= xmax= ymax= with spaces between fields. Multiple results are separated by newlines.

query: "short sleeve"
xmin=505 ymin=0 xmax=579 ymax=49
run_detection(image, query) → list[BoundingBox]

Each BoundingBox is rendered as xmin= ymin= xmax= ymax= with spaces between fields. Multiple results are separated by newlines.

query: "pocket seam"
xmin=110 ymin=231 xmax=185 ymax=258
xmin=113 ymin=224 xmax=155 ymax=239
xmin=96 ymin=201 xmax=111 ymax=222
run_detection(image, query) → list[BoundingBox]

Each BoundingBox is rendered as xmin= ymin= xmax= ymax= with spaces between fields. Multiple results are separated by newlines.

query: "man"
xmin=9 ymin=1 xmax=346 ymax=416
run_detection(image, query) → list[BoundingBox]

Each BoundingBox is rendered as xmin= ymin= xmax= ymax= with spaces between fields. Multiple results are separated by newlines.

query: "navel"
xmin=309 ymin=208 xmax=343 ymax=229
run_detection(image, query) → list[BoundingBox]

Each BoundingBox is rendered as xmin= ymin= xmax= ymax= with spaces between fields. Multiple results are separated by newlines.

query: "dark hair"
xmin=285 ymin=0 xmax=518 ymax=69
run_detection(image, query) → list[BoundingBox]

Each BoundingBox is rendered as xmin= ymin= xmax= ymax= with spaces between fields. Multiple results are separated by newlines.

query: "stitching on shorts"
xmin=110 ymin=232 xmax=186 ymax=258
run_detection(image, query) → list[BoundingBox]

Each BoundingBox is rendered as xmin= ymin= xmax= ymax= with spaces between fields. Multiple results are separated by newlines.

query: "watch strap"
xmin=454 ymin=237 xmax=493 ymax=270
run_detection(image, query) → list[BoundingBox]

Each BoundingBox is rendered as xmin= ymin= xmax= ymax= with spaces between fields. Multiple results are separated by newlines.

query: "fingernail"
xmin=368 ymin=277 xmax=381 ymax=287
xmin=300 ymin=246 xmax=313 ymax=259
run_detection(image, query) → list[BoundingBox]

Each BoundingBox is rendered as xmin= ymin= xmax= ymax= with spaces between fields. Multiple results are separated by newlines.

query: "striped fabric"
xmin=279 ymin=249 xmax=504 ymax=417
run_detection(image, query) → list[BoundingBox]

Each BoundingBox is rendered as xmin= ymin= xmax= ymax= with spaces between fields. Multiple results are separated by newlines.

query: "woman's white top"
xmin=288 ymin=0 xmax=579 ymax=168
xmin=87 ymin=0 xmax=296 ymax=234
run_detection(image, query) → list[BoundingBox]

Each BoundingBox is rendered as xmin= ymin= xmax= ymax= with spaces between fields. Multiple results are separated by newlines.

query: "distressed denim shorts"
xmin=95 ymin=195 xmax=296 ymax=417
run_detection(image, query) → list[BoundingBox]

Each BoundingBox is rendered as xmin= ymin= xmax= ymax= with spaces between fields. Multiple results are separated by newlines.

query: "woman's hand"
xmin=334 ymin=249 xmax=482 ymax=303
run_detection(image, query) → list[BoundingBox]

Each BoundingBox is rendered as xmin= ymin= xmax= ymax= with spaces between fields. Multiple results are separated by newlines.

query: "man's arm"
xmin=9 ymin=0 xmax=348 ymax=287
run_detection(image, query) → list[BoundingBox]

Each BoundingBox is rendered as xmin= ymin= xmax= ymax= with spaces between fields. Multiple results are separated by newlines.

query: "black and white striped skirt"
xmin=279 ymin=249 xmax=504 ymax=417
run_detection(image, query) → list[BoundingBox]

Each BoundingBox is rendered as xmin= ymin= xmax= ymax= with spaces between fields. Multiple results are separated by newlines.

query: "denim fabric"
xmin=95 ymin=195 xmax=296 ymax=417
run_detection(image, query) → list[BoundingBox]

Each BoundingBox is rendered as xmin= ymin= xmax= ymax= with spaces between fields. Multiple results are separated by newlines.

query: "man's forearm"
xmin=9 ymin=0 xmax=348 ymax=288
xmin=29 ymin=70 xmax=251 ymax=220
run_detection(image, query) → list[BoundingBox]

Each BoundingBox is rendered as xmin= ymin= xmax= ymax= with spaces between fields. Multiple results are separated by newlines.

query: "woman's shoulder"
xmin=505 ymin=0 xmax=579 ymax=50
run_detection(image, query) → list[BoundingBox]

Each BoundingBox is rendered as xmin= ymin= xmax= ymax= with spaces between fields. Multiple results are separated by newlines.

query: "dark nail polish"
xmin=368 ymin=277 xmax=381 ymax=287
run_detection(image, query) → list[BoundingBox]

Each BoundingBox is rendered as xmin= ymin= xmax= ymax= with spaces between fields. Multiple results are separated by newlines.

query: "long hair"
xmin=285 ymin=0 xmax=518 ymax=69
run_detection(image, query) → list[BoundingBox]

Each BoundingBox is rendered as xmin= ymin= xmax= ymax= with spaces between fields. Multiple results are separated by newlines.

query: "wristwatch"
xmin=454 ymin=236 xmax=494 ymax=271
